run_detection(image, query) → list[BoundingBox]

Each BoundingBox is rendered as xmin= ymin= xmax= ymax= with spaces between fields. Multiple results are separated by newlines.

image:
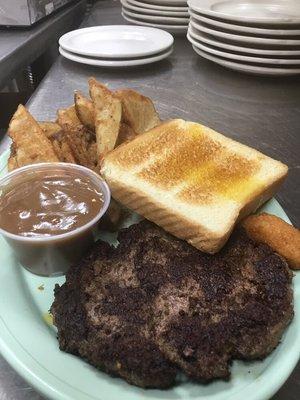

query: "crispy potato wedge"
xmin=39 ymin=121 xmax=76 ymax=163
xmin=117 ymin=123 xmax=137 ymax=146
xmin=57 ymin=105 xmax=80 ymax=126
xmin=107 ymin=199 xmax=122 ymax=225
xmin=8 ymin=105 xmax=59 ymax=168
xmin=89 ymin=78 xmax=122 ymax=159
xmin=100 ymin=199 xmax=129 ymax=232
xmin=74 ymin=91 xmax=95 ymax=131
xmin=114 ymin=89 xmax=160 ymax=134
xmin=57 ymin=105 xmax=97 ymax=169
xmin=7 ymin=143 xmax=19 ymax=171
xmin=7 ymin=155 xmax=18 ymax=171
xmin=242 ymin=213 xmax=300 ymax=270
xmin=39 ymin=121 xmax=61 ymax=137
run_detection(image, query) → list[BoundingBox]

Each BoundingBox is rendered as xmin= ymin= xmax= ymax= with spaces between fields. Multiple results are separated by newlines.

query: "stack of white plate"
xmin=121 ymin=0 xmax=189 ymax=33
xmin=187 ymin=0 xmax=300 ymax=75
xmin=59 ymin=25 xmax=174 ymax=67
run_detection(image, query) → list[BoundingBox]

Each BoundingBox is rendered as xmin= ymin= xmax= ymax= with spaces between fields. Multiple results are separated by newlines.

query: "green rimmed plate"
xmin=0 ymin=150 xmax=299 ymax=400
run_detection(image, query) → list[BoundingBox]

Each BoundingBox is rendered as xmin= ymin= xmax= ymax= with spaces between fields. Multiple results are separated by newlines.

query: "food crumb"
xmin=116 ymin=361 xmax=122 ymax=370
xmin=43 ymin=312 xmax=53 ymax=326
xmin=38 ymin=284 xmax=44 ymax=291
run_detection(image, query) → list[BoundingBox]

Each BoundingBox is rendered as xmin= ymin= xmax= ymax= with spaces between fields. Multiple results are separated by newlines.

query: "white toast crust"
xmin=101 ymin=119 xmax=288 ymax=253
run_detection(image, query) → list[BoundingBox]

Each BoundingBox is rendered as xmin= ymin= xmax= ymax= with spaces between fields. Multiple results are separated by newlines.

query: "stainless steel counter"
xmin=0 ymin=1 xmax=299 ymax=399
xmin=0 ymin=0 xmax=86 ymax=90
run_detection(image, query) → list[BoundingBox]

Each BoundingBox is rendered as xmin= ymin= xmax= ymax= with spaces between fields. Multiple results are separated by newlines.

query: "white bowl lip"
xmin=0 ymin=162 xmax=111 ymax=243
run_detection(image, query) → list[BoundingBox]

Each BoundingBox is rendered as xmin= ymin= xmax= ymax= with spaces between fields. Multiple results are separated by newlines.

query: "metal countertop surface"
xmin=0 ymin=0 xmax=86 ymax=90
xmin=0 ymin=1 xmax=299 ymax=399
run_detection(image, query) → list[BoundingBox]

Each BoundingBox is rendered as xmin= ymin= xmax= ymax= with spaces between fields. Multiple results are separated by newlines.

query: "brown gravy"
xmin=0 ymin=174 xmax=104 ymax=237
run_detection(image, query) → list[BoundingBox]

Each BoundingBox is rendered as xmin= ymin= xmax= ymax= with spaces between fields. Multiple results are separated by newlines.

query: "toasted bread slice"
xmin=101 ymin=119 xmax=288 ymax=253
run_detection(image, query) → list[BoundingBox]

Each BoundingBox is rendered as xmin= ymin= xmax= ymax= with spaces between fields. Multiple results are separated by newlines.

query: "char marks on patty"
xmin=51 ymin=220 xmax=293 ymax=388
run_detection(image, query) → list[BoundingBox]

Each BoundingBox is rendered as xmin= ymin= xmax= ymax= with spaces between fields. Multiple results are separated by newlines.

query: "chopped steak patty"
xmin=51 ymin=220 xmax=293 ymax=387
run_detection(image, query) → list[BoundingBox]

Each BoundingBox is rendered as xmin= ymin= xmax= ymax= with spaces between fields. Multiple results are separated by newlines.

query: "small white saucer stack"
xmin=121 ymin=0 xmax=189 ymax=33
xmin=59 ymin=25 xmax=174 ymax=67
xmin=187 ymin=0 xmax=300 ymax=75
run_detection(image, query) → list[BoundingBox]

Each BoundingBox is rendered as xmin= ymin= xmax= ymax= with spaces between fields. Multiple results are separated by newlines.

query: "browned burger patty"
xmin=51 ymin=220 xmax=293 ymax=388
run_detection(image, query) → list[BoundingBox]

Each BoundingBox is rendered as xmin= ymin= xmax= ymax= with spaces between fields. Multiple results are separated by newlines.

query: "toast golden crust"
xmin=106 ymin=178 xmax=228 ymax=253
xmin=102 ymin=119 xmax=288 ymax=253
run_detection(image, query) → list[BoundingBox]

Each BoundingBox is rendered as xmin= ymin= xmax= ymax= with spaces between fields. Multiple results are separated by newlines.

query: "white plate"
xmin=192 ymin=45 xmax=300 ymax=75
xmin=59 ymin=25 xmax=173 ymax=59
xmin=137 ymin=0 xmax=187 ymax=5
xmin=122 ymin=7 xmax=189 ymax=23
xmin=188 ymin=32 xmax=300 ymax=65
xmin=122 ymin=12 xmax=188 ymax=32
xmin=190 ymin=19 xmax=300 ymax=46
xmin=59 ymin=46 xmax=173 ymax=67
xmin=188 ymin=0 xmax=300 ymax=24
xmin=188 ymin=26 xmax=300 ymax=56
xmin=122 ymin=0 xmax=189 ymax=16
xmin=128 ymin=0 xmax=188 ymax=11
xmin=189 ymin=11 xmax=300 ymax=36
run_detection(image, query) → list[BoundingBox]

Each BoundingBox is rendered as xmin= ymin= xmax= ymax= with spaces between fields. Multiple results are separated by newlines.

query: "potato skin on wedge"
xmin=8 ymin=104 xmax=59 ymax=170
xmin=74 ymin=91 xmax=95 ymax=132
xmin=57 ymin=106 xmax=97 ymax=170
xmin=89 ymin=78 xmax=122 ymax=160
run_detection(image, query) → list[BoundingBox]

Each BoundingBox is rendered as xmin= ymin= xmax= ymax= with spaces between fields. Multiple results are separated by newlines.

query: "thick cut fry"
xmin=39 ymin=121 xmax=61 ymax=138
xmin=87 ymin=142 xmax=98 ymax=170
xmin=74 ymin=91 xmax=95 ymax=131
xmin=57 ymin=106 xmax=97 ymax=169
xmin=89 ymin=78 xmax=122 ymax=159
xmin=7 ymin=143 xmax=19 ymax=171
xmin=115 ymin=89 xmax=160 ymax=134
xmin=39 ymin=121 xmax=76 ymax=163
xmin=7 ymin=155 xmax=18 ymax=171
xmin=8 ymin=105 xmax=59 ymax=168
xmin=57 ymin=105 xmax=79 ymax=126
xmin=117 ymin=123 xmax=137 ymax=146
xmin=242 ymin=213 xmax=300 ymax=270
xmin=101 ymin=199 xmax=123 ymax=231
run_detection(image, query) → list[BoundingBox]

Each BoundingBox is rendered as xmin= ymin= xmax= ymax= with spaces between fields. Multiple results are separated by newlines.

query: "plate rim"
xmin=128 ymin=0 xmax=189 ymax=11
xmin=192 ymin=44 xmax=300 ymax=74
xmin=188 ymin=25 xmax=300 ymax=56
xmin=122 ymin=13 xmax=188 ymax=31
xmin=133 ymin=0 xmax=187 ymax=6
xmin=59 ymin=25 xmax=174 ymax=59
xmin=122 ymin=7 xmax=190 ymax=23
xmin=189 ymin=10 xmax=300 ymax=35
xmin=187 ymin=32 xmax=300 ymax=64
xmin=59 ymin=45 xmax=173 ymax=67
xmin=187 ymin=0 xmax=300 ymax=24
xmin=121 ymin=0 xmax=190 ymax=16
xmin=190 ymin=19 xmax=300 ymax=45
